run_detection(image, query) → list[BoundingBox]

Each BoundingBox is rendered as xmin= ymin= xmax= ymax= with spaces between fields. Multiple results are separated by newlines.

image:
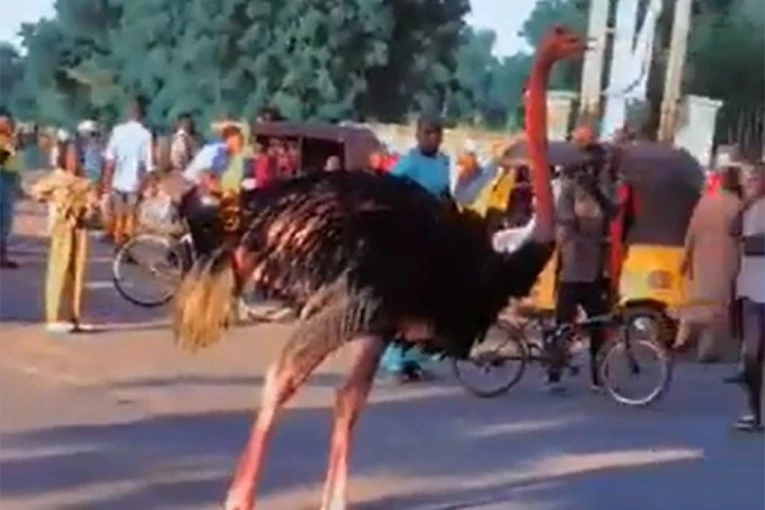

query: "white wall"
xmin=673 ymin=95 xmax=723 ymax=169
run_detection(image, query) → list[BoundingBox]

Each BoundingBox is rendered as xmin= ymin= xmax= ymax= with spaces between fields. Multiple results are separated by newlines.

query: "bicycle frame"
xmin=542 ymin=309 xmax=641 ymax=373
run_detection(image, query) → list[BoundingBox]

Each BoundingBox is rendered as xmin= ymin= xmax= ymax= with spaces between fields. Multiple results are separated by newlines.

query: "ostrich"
xmin=172 ymin=26 xmax=586 ymax=510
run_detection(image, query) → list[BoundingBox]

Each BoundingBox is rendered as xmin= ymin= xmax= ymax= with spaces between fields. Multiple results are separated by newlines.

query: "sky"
xmin=0 ymin=0 xmax=537 ymax=56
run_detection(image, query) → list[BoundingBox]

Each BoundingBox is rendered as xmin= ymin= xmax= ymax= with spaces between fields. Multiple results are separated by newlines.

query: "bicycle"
xmin=452 ymin=306 xmax=673 ymax=407
xmin=112 ymin=230 xmax=193 ymax=308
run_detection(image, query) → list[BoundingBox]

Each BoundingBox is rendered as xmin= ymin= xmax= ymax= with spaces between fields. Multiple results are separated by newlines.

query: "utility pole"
xmin=658 ymin=0 xmax=693 ymax=142
xmin=579 ymin=0 xmax=610 ymax=124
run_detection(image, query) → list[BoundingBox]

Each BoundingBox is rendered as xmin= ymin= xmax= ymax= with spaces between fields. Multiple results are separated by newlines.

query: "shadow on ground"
xmin=109 ymin=372 xmax=345 ymax=390
xmin=2 ymin=370 xmax=763 ymax=510
xmin=0 ymin=233 xmax=168 ymax=328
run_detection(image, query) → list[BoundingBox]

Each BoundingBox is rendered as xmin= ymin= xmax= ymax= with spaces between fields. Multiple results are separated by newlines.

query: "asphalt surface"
xmin=1 ymin=199 xmax=763 ymax=510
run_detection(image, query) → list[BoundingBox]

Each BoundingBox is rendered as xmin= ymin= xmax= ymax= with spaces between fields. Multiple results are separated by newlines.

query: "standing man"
xmin=169 ymin=113 xmax=200 ymax=173
xmin=101 ymin=97 xmax=154 ymax=248
xmin=382 ymin=115 xmax=451 ymax=382
xmin=77 ymin=120 xmax=104 ymax=185
xmin=673 ymin=166 xmax=742 ymax=361
xmin=549 ymin=126 xmax=617 ymax=392
xmin=0 ymin=110 xmax=21 ymax=268
xmin=731 ymin=163 xmax=765 ymax=432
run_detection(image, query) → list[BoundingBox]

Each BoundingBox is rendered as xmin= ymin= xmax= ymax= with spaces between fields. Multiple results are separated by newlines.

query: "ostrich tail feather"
xmin=172 ymin=248 xmax=236 ymax=352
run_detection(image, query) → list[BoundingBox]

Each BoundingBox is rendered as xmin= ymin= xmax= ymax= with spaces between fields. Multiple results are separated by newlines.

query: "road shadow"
xmin=2 ymin=373 xmax=763 ymax=510
xmin=0 ymin=233 xmax=169 ymax=327
xmin=109 ymin=372 xmax=345 ymax=390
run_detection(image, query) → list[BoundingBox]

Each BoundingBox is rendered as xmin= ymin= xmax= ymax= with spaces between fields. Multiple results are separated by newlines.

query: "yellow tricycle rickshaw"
xmin=467 ymin=140 xmax=703 ymax=345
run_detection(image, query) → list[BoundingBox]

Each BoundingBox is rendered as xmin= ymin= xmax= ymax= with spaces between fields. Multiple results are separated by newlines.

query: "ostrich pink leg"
xmin=320 ymin=335 xmax=385 ymax=510
xmin=232 ymin=246 xmax=256 ymax=286
xmin=223 ymin=339 xmax=332 ymax=510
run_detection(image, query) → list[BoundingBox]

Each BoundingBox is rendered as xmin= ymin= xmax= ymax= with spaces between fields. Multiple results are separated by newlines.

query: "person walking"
xmin=0 ymin=110 xmax=22 ymax=269
xmin=30 ymin=141 xmax=97 ymax=333
xmin=731 ymin=163 xmax=765 ymax=432
xmin=673 ymin=166 xmax=742 ymax=362
xmin=381 ymin=115 xmax=451 ymax=382
xmin=101 ymin=97 xmax=154 ymax=248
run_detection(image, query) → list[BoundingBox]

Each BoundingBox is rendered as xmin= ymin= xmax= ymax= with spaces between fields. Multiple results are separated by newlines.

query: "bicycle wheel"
xmin=452 ymin=322 xmax=529 ymax=398
xmin=598 ymin=318 xmax=673 ymax=407
xmin=112 ymin=233 xmax=184 ymax=308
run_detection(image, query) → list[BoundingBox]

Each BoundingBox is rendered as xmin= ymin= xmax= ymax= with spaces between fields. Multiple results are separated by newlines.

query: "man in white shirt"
xmin=101 ymin=98 xmax=154 ymax=247
xmin=733 ymin=163 xmax=765 ymax=432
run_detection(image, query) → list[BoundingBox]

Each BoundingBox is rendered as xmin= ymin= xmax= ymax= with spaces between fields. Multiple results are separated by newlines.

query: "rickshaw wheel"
xmin=597 ymin=306 xmax=674 ymax=407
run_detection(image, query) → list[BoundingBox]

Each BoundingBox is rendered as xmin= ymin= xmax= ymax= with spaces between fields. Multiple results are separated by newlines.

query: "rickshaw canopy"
xmin=500 ymin=140 xmax=590 ymax=167
xmin=251 ymin=121 xmax=381 ymax=171
xmin=618 ymin=143 xmax=703 ymax=246
xmin=502 ymin=140 xmax=703 ymax=246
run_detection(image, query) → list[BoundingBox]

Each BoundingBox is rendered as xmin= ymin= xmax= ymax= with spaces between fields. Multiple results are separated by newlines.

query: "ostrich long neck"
xmin=525 ymin=56 xmax=554 ymax=238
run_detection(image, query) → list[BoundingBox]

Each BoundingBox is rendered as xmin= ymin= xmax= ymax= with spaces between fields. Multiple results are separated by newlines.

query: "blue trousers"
xmin=0 ymin=170 xmax=18 ymax=243
xmin=380 ymin=343 xmax=429 ymax=374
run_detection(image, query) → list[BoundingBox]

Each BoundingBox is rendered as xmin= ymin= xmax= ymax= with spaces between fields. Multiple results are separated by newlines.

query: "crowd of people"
xmin=0 ymin=97 xmax=763 ymax=431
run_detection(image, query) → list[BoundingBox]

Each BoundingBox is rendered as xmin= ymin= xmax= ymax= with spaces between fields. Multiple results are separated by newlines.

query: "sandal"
xmin=733 ymin=415 xmax=764 ymax=432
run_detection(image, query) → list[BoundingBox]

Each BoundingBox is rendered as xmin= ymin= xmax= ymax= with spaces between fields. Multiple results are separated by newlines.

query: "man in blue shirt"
xmin=382 ymin=116 xmax=451 ymax=382
xmin=390 ymin=118 xmax=451 ymax=196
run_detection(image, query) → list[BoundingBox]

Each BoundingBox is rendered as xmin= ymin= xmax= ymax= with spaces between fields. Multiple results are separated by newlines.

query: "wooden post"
xmin=657 ymin=0 xmax=693 ymax=142
xmin=579 ymin=0 xmax=611 ymax=122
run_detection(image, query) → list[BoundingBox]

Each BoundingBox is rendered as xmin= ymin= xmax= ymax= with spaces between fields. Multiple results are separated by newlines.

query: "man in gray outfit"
xmin=548 ymin=135 xmax=617 ymax=391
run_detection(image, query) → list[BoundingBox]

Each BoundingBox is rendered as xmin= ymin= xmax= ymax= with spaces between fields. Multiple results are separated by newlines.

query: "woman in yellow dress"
xmin=30 ymin=141 xmax=98 ymax=333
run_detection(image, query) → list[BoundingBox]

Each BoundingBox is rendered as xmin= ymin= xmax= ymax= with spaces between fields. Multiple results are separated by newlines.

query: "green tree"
xmin=0 ymin=44 xmax=26 ymax=114
xmin=362 ymin=0 xmax=470 ymax=121
xmin=13 ymin=0 xmax=469 ymax=126
xmin=686 ymin=0 xmax=764 ymax=156
xmin=519 ymin=0 xmax=587 ymax=90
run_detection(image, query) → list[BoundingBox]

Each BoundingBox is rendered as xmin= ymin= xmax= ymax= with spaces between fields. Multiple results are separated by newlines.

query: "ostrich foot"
xmin=320 ymin=498 xmax=346 ymax=510
xmin=222 ymin=485 xmax=254 ymax=510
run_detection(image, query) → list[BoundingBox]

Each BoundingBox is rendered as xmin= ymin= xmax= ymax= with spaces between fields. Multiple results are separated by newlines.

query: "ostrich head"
xmin=538 ymin=25 xmax=587 ymax=64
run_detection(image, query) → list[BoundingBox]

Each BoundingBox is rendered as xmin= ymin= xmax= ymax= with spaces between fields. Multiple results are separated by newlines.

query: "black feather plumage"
xmin=237 ymin=170 xmax=552 ymax=358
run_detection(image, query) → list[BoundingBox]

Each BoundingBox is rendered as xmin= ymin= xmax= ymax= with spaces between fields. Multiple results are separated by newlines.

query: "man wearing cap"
xmin=549 ymin=123 xmax=618 ymax=392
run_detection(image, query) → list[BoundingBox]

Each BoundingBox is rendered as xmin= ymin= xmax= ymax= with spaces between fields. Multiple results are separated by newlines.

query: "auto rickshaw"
xmin=468 ymin=140 xmax=703 ymax=343
xmin=615 ymin=144 xmax=703 ymax=326
xmin=462 ymin=140 xmax=588 ymax=313
xmin=250 ymin=121 xmax=381 ymax=172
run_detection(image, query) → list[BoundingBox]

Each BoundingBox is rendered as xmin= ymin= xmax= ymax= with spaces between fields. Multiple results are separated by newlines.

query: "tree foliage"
xmin=1 ymin=0 xmax=762 ymax=150
xmin=4 ymin=0 xmax=470 ymax=128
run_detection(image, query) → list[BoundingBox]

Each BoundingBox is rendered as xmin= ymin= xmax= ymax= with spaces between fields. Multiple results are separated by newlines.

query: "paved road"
xmin=1 ymin=200 xmax=763 ymax=510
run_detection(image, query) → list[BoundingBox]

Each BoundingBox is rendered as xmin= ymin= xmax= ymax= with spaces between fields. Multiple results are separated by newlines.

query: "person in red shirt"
xmin=368 ymin=146 xmax=399 ymax=174
xmin=252 ymin=142 xmax=276 ymax=189
xmin=282 ymin=141 xmax=299 ymax=177
xmin=706 ymin=171 xmax=722 ymax=195
xmin=382 ymin=152 xmax=399 ymax=172
xmin=368 ymin=151 xmax=385 ymax=173
xmin=608 ymin=181 xmax=637 ymax=296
